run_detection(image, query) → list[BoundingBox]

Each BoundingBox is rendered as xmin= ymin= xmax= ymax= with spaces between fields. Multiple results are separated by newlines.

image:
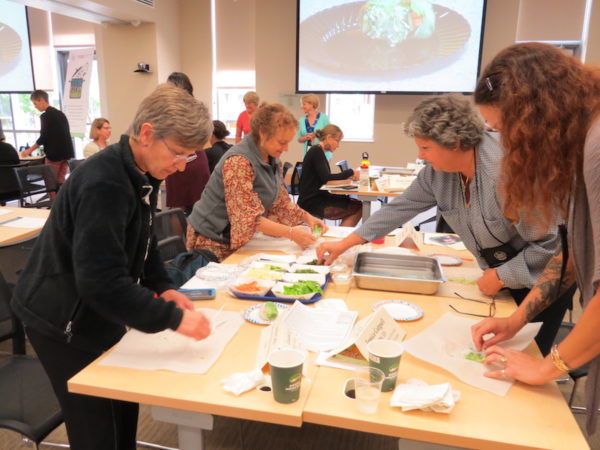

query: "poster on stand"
xmin=62 ymin=48 xmax=94 ymax=137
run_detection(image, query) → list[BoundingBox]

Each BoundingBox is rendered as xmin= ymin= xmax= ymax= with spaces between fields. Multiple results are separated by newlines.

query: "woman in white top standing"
xmin=84 ymin=118 xmax=111 ymax=157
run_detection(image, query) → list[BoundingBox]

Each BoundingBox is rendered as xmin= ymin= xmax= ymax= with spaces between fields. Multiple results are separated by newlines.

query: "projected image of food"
xmin=0 ymin=22 xmax=22 ymax=76
xmin=360 ymin=0 xmax=435 ymax=47
xmin=300 ymin=0 xmax=471 ymax=79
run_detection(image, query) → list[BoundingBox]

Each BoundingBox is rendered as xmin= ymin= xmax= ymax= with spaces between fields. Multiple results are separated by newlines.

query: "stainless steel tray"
xmin=352 ymin=252 xmax=445 ymax=295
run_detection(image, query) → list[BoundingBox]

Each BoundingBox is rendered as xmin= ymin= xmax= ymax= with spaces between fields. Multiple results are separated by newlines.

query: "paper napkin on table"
xmin=390 ymin=378 xmax=460 ymax=413
xmin=221 ymin=369 xmax=265 ymax=396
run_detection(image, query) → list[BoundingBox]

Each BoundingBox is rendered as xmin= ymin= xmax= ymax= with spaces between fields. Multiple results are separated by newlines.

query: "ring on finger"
xmin=501 ymin=368 xmax=507 ymax=377
xmin=500 ymin=356 xmax=508 ymax=364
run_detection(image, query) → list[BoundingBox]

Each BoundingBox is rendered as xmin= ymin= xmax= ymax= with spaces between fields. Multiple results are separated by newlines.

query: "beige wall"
xmin=517 ymin=0 xmax=586 ymax=42
xmin=585 ymin=0 xmax=600 ymax=64
xmin=28 ymin=8 xmax=55 ymax=91
xmin=51 ymin=12 xmax=95 ymax=47
xmin=216 ymin=0 xmax=255 ymax=71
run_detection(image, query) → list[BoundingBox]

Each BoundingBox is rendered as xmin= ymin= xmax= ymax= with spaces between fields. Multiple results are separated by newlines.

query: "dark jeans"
xmin=509 ymin=284 xmax=576 ymax=356
xmin=26 ymin=327 xmax=139 ymax=450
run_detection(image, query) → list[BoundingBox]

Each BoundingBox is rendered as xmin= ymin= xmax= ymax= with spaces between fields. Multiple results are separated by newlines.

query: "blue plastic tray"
xmin=229 ymin=276 xmax=330 ymax=304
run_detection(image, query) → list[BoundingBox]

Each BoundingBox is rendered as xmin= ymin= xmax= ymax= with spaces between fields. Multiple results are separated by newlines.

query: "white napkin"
xmin=390 ymin=378 xmax=460 ymax=414
xmin=221 ymin=369 xmax=265 ymax=396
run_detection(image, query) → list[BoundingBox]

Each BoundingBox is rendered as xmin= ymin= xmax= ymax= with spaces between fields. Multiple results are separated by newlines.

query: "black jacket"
xmin=11 ymin=135 xmax=182 ymax=354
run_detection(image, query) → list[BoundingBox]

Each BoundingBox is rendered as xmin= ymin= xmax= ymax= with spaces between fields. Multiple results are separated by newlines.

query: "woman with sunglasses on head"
xmin=317 ymin=94 xmax=572 ymax=355
xmin=11 ymin=84 xmax=214 ymax=450
xmin=187 ymin=103 xmax=327 ymax=261
xmin=470 ymin=43 xmax=600 ymax=427
xmin=298 ymin=124 xmax=362 ymax=227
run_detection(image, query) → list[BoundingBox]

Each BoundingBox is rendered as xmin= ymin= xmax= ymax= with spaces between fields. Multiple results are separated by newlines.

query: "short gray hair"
xmin=129 ymin=84 xmax=212 ymax=149
xmin=404 ymin=95 xmax=484 ymax=151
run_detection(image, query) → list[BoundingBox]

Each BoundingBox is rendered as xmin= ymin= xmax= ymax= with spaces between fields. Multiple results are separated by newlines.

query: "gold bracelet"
xmin=550 ymin=344 xmax=571 ymax=372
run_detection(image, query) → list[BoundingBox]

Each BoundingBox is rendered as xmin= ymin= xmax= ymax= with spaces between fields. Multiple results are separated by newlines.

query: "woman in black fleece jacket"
xmin=11 ymin=85 xmax=213 ymax=450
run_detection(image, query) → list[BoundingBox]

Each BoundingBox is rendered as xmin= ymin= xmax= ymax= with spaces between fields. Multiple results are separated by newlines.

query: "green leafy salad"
xmin=360 ymin=0 xmax=435 ymax=47
xmin=280 ymin=280 xmax=323 ymax=296
xmin=294 ymin=269 xmax=319 ymax=274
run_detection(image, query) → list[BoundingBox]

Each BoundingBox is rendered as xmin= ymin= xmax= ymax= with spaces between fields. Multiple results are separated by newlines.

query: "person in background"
xmin=165 ymin=71 xmax=211 ymax=214
xmin=21 ymin=90 xmax=74 ymax=187
xmin=469 ymin=43 xmax=600 ymax=433
xmin=297 ymin=93 xmax=330 ymax=157
xmin=205 ymin=120 xmax=232 ymax=173
xmin=187 ymin=103 xmax=327 ymax=261
xmin=298 ymin=124 xmax=362 ymax=226
xmin=0 ymin=128 xmax=19 ymax=165
xmin=11 ymin=84 xmax=214 ymax=450
xmin=235 ymin=91 xmax=259 ymax=143
xmin=317 ymin=95 xmax=572 ymax=356
xmin=83 ymin=118 xmax=111 ymax=158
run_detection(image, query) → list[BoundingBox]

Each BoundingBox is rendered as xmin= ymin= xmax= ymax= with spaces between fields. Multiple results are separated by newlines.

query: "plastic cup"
xmin=367 ymin=339 xmax=403 ymax=392
xmin=353 ymin=366 xmax=384 ymax=414
xmin=332 ymin=272 xmax=352 ymax=293
xmin=268 ymin=349 xmax=305 ymax=403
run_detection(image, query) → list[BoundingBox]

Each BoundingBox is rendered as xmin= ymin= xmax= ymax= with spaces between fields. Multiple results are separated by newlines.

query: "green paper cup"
xmin=367 ymin=339 xmax=403 ymax=392
xmin=268 ymin=349 xmax=305 ymax=403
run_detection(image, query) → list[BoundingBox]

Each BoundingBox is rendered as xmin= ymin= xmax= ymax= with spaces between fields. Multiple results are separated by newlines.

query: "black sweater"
xmin=12 ymin=135 xmax=181 ymax=354
xmin=36 ymin=106 xmax=75 ymax=161
xmin=297 ymin=145 xmax=354 ymax=216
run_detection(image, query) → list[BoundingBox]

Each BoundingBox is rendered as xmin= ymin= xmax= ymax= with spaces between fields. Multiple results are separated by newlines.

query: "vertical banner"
xmin=62 ymin=48 xmax=94 ymax=137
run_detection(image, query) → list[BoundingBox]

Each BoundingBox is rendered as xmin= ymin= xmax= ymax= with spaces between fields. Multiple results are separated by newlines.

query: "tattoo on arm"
xmin=524 ymin=252 xmax=575 ymax=322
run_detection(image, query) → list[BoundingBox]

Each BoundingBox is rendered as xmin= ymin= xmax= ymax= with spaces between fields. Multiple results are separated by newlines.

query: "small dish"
xmin=372 ymin=300 xmax=424 ymax=321
xmin=243 ymin=302 xmax=289 ymax=325
xmin=282 ymin=272 xmax=326 ymax=285
xmin=289 ymin=263 xmax=330 ymax=275
xmin=271 ymin=282 xmax=320 ymax=300
xmin=240 ymin=267 xmax=286 ymax=281
xmin=229 ymin=278 xmax=275 ymax=297
xmin=427 ymin=253 xmax=462 ymax=266
xmin=250 ymin=261 xmax=290 ymax=272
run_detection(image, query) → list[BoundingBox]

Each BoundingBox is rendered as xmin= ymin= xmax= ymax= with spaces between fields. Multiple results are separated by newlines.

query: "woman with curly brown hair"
xmin=470 ymin=42 xmax=600 ymax=431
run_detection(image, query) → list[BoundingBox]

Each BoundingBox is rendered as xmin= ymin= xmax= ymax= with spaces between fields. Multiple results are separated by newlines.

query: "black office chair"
xmin=288 ymin=162 xmax=303 ymax=202
xmin=157 ymin=235 xmax=187 ymax=263
xmin=67 ymin=158 xmax=85 ymax=173
xmin=154 ymin=208 xmax=188 ymax=242
xmin=0 ymin=163 xmax=27 ymax=205
xmin=13 ymin=164 xmax=59 ymax=208
xmin=335 ymin=160 xmax=349 ymax=172
xmin=0 ymin=272 xmax=64 ymax=449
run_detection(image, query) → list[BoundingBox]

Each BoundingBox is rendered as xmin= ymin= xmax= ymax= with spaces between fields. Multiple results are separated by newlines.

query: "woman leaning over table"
xmin=317 ymin=94 xmax=572 ymax=356
xmin=297 ymin=93 xmax=330 ymax=156
xmin=11 ymin=85 xmax=213 ymax=450
xmin=470 ymin=43 xmax=600 ymax=432
xmin=83 ymin=117 xmax=111 ymax=157
xmin=298 ymin=124 xmax=362 ymax=226
xmin=187 ymin=103 xmax=327 ymax=261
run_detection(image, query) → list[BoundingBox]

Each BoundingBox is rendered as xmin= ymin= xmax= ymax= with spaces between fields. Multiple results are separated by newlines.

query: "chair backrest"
xmin=68 ymin=158 xmax=85 ymax=173
xmin=154 ymin=208 xmax=188 ymax=242
xmin=336 ymin=160 xmax=349 ymax=172
xmin=0 ymin=272 xmax=26 ymax=355
xmin=288 ymin=162 xmax=303 ymax=196
xmin=14 ymin=164 xmax=59 ymax=208
xmin=157 ymin=235 xmax=187 ymax=263
xmin=0 ymin=164 xmax=26 ymax=204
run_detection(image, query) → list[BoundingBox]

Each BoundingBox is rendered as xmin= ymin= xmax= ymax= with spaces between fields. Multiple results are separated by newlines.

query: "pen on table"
xmin=211 ymin=303 xmax=227 ymax=330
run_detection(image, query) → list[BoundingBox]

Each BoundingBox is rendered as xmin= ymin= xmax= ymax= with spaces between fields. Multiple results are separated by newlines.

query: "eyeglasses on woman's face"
xmin=162 ymin=139 xmax=197 ymax=164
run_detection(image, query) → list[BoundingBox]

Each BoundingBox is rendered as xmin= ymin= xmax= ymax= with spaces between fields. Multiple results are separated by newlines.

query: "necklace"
xmin=459 ymin=173 xmax=471 ymax=208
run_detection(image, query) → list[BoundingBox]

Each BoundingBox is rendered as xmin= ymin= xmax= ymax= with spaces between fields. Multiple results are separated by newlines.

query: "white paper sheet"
xmin=403 ymin=312 xmax=541 ymax=396
xmin=99 ymin=309 xmax=243 ymax=374
xmin=0 ymin=216 xmax=46 ymax=228
xmin=0 ymin=209 xmax=14 ymax=216
xmin=239 ymin=232 xmax=303 ymax=253
xmin=283 ymin=301 xmax=358 ymax=352
xmin=322 ymin=226 xmax=357 ymax=239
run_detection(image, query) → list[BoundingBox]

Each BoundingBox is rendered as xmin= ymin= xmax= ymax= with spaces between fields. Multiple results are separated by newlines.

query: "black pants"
xmin=509 ymin=284 xmax=576 ymax=356
xmin=26 ymin=327 xmax=139 ymax=450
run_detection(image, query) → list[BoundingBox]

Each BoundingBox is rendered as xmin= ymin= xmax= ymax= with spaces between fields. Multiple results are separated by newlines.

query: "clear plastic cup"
xmin=353 ymin=366 xmax=384 ymax=414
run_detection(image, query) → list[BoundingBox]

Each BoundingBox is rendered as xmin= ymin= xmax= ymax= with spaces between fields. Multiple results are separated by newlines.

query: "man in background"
xmin=21 ymin=90 xmax=74 ymax=187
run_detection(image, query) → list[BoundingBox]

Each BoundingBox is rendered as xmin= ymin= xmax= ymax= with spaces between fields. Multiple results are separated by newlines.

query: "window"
xmin=326 ymin=94 xmax=375 ymax=142
xmin=213 ymin=70 xmax=255 ymax=138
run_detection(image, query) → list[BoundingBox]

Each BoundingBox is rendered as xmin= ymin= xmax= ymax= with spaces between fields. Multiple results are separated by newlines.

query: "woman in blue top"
xmin=297 ymin=93 xmax=330 ymax=156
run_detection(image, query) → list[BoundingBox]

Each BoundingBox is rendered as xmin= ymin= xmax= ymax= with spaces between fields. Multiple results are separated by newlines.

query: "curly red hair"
xmin=474 ymin=43 xmax=600 ymax=227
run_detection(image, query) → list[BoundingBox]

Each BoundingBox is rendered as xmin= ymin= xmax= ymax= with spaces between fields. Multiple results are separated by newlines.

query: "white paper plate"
xmin=242 ymin=302 xmax=289 ymax=325
xmin=373 ymin=300 xmax=424 ymax=321
xmin=427 ymin=253 xmax=462 ymax=266
xmin=229 ymin=278 xmax=275 ymax=297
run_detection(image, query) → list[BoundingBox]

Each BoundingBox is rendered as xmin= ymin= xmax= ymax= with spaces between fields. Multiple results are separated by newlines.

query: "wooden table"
xmin=68 ymin=247 xmax=589 ymax=450
xmin=0 ymin=206 xmax=49 ymax=247
xmin=325 ymin=186 xmax=399 ymax=220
